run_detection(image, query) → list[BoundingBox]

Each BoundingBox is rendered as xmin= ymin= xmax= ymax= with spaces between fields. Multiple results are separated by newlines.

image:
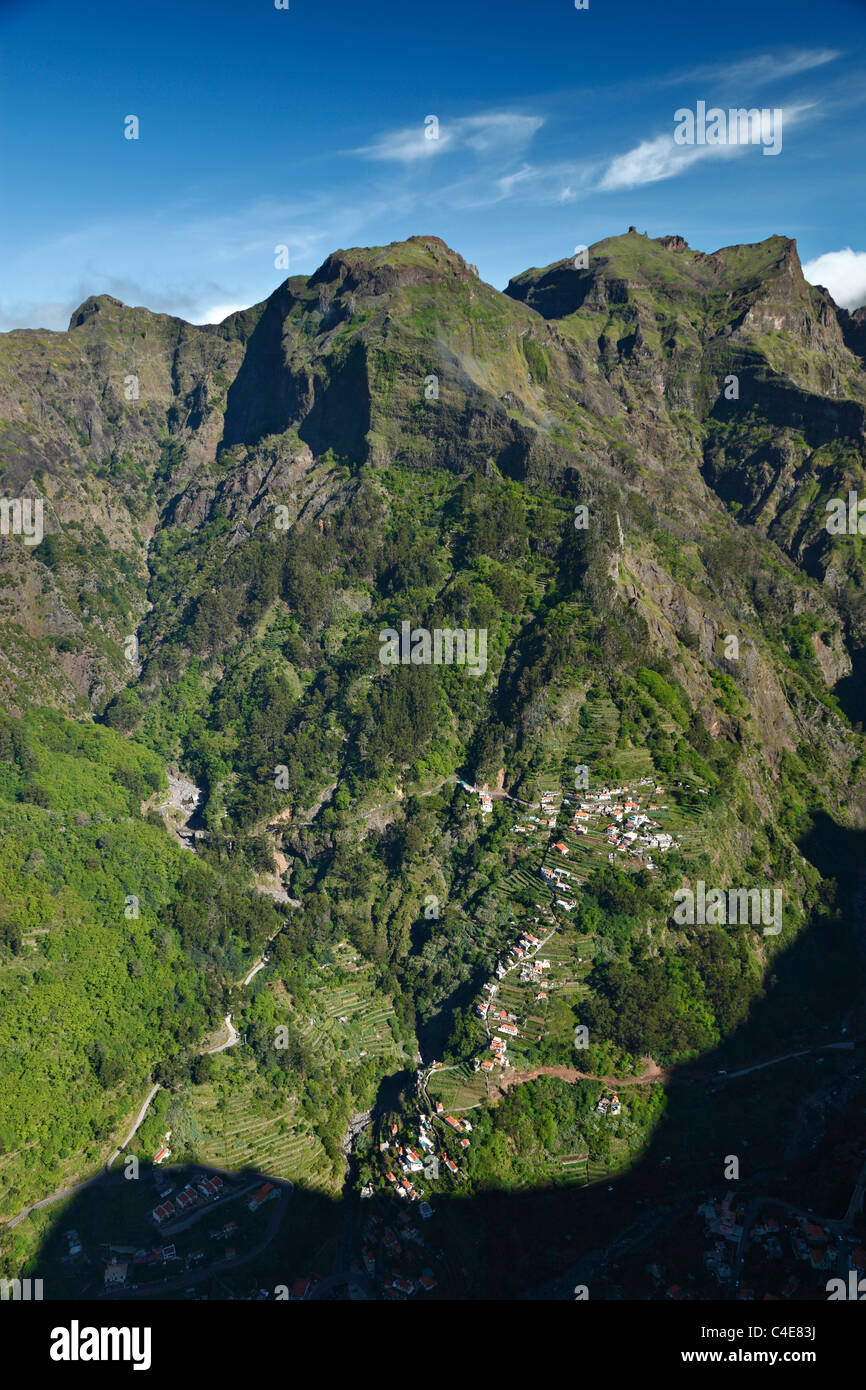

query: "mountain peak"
xmin=69 ymin=294 xmax=126 ymax=329
xmin=308 ymin=235 xmax=477 ymax=298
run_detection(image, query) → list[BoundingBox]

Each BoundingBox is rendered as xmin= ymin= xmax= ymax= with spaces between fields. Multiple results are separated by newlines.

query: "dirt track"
xmin=492 ymin=1058 xmax=667 ymax=1100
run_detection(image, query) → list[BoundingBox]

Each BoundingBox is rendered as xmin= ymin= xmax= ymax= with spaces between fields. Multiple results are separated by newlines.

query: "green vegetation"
xmin=1 ymin=228 xmax=864 ymax=1290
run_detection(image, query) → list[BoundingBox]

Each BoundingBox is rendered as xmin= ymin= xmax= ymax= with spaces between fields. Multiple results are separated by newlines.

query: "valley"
xmin=1 ymin=227 xmax=865 ymax=1302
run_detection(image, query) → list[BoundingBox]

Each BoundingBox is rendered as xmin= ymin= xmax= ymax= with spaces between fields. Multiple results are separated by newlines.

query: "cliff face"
xmin=0 ymin=229 xmax=863 ymax=826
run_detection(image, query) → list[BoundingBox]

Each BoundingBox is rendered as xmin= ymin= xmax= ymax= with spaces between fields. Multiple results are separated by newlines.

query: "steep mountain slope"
xmin=507 ymin=231 xmax=866 ymax=651
xmin=1 ymin=229 xmax=864 ymax=719
xmin=1 ymin=231 xmax=865 ymax=1290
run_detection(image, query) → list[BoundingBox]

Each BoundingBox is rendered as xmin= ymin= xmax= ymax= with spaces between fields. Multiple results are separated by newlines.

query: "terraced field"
xmin=296 ymin=971 xmax=402 ymax=1063
xmin=586 ymin=1135 xmax=634 ymax=1184
xmin=426 ymin=1064 xmax=489 ymax=1111
xmin=573 ymin=693 xmax=621 ymax=765
xmin=188 ymin=1062 xmax=341 ymax=1193
xmin=390 ymin=729 xmax=711 ymax=1201
xmin=518 ymin=1135 xmax=638 ymax=1190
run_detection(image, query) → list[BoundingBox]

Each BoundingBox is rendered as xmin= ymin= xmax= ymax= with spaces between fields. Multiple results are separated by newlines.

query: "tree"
xmin=190 ymin=1053 xmax=214 ymax=1086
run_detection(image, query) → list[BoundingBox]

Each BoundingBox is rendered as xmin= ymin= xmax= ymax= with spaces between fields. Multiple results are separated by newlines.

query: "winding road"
xmin=5 ymin=1083 xmax=164 ymax=1230
xmin=206 ymin=1014 xmax=240 ymax=1053
xmin=4 ymin=990 xmax=246 ymax=1228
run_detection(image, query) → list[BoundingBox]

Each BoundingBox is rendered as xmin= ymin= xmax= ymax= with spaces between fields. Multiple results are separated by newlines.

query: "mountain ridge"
xmin=2 ymin=226 xmax=866 ymax=1294
xmin=1 ymin=227 xmax=864 ymax=802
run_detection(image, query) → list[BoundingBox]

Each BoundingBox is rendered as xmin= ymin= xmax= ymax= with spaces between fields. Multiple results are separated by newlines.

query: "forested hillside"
xmin=1 ymin=229 xmax=864 ymax=1289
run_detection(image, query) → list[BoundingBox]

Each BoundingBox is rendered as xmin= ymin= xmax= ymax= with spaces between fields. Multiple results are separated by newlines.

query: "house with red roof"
xmin=248 ymin=1182 xmax=277 ymax=1212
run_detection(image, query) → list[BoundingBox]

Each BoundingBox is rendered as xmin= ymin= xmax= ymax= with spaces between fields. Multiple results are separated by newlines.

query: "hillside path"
xmin=492 ymin=1059 xmax=667 ymax=1099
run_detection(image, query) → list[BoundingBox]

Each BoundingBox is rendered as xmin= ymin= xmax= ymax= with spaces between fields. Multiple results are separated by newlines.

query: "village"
xmin=41 ymin=740 xmax=809 ymax=1304
xmin=522 ymin=778 xmax=681 ymax=876
xmin=351 ymin=765 xmax=695 ymax=1296
xmin=638 ymin=1192 xmax=866 ymax=1303
xmin=51 ymin=1161 xmax=291 ymax=1300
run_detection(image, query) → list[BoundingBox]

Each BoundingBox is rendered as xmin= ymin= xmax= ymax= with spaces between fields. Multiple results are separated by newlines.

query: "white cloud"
xmin=598 ymin=133 xmax=737 ymax=191
xmin=495 ymin=165 xmax=537 ymax=197
xmin=598 ymin=103 xmax=814 ymax=191
xmin=191 ymin=302 xmax=250 ymax=324
xmin=435 ymin=157 xmax=598 ymax=212
xmin=351 ymin=123 xmax=455 ymax=163
xmin=461 ymin=113 xmax=545 ymax=153
xmin=351 ymin=111 xmax=544 ymax=163
xmin=803 ymin=248 xmax=866 ymax=310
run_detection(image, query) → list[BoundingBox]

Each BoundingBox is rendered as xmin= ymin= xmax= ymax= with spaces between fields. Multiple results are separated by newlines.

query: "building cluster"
xmin=362 ymin=1210 xmax=442 ymax=1298
xmin=699 ymin=1191 xmax=744 ymax=1244
xmin=367 ymin=768 xmax=697 ymax=1279
xmin=91 ymin=1168 xmax=290 ymax=1296
xmin=512 ymin=793 xmax=559 ymax=836
xmin=102 ymin=1194 xmax=249 ymax=1291
xmin=596 ymin=1093 xmax=622 ymax=1117
xmin=532 ymin=780 xmax=682 ymax=870
xmin=509 ymin=778 xmax=682 ymax=898
xmin=594 ymin=787 xmax=677 ymax=864
xmin=693 ymin=1195 xmax=866 ymax=1301
xmin=458 ymin=778 xmax=493 ymax=814
xmin=152 ymin=1174 xmax=225 ymax=1227
xmin=746 ymin=1209 xmax=865 ymax=1298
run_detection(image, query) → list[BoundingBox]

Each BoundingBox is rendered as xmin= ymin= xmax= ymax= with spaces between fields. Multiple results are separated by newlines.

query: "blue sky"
xmin=1 ymin=0 xmax=865 ymax=330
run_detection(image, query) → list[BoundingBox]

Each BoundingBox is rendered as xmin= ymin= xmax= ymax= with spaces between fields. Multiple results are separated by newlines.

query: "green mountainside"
xmin=1 ymin=229 xmax=865 ymax=1294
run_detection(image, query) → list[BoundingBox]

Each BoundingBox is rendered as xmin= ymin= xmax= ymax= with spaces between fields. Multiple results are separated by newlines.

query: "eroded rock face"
xmin=838 ymin=304 xmax=866 ymax=367
xmin=658 ymin=236 xmax=690 ymax=253
xmin=812 ymin=629 xmax=852 ymax=686
xmin=0 ymin=227 xmax=864 ymax=787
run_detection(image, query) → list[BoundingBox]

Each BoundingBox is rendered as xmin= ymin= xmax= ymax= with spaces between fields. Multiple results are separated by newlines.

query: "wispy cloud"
xmin=426 ymin=155 xmax=599 ymax=213
xmin=0 ymin=300 xmax=77 ymax=333
xmin=598 ymin=134 xmax=736 ymax=192
xmin=493 ymin=159 xmax=597 ymax=205
xmin=0 ymin=44 xmax=858 ymax=332
xmin=665 ymin=47 xmax=841 ymax=89
xmin=0 ymin=273 xmax=258 ymax=333
xmin=598 ymin=102 xmax=816 ymax=191
xmin=350 ymin=111 xmax=545 ymax=163
xmin=0 ymin=190 xmax=407 ymax=328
